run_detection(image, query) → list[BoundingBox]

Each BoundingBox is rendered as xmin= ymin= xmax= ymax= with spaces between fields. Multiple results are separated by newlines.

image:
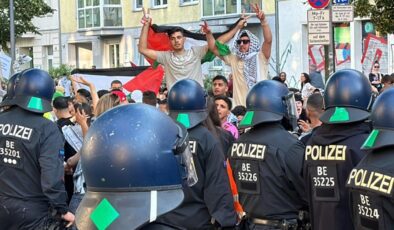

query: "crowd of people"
xmin=0 ymin=3 xmax=394 ymax=230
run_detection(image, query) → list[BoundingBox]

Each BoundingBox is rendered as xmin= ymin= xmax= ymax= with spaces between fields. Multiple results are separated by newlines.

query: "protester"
xmin=205 ymin=3 xmax=272 ymax=106
xmin=138 ymin=8 xmax=210 ymax=88
xmin=214 ymin=95 xmax=239 ymax=139
xmin=309 ymin=63 xmax=325 ymax=89
xmin=300 ymin=72 xmax=315 ymax=100
xmin=369 ymin=61 xmax=383 ymax=92
xmin=212 ymin=75 xmax=230 ymax=97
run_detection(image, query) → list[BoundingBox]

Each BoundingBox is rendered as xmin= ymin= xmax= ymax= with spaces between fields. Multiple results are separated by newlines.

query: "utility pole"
xmin=10 ymin=0 xmax=15 ymax=74
xmin=275 ymin=0 xmax=280 ymax=75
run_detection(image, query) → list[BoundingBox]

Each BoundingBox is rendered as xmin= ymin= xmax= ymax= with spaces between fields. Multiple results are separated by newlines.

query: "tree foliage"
xmin=352 ymin=0 xmax=394 ymax=35
xmin=0 ymin=0 xmax=53 ymax=52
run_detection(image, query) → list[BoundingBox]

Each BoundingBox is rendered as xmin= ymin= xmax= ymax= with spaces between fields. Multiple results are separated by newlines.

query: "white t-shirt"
xmin=301 ymin=82 xmax=315 ymax=99
xmin=156 ymin=46 xmax=207 ymax=88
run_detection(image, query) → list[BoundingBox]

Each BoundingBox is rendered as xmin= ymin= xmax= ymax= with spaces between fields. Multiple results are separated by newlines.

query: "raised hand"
xmin=71 ymin=75 xmax=91 ymax=86
xmin=141 ymin=7 xmax=152 ymax=25
xmin=251 ymin=3 xmax=266 ymax=22
xmin=237 ymin=9 xmax=251 ymax=28
xmin=200 ymin=21 xmax=211 ymax=34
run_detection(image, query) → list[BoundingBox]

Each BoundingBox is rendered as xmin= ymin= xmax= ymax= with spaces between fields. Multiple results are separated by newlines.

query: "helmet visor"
xmin=174 ymin=125 xmax=198 ymax=187
xmin=284 ymin=93 xmax=299 ymax=131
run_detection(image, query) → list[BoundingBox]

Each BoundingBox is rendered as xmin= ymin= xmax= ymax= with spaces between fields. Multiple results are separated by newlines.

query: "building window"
xmin=134 ymin=39 xmax=150 ymax=66
xmin=109 ymin=44 xmax=120 ymax=68
xmin=152 ymin=0 xmax=168 ymax=8
xmin=134 ymin=0 xmax=143 ymax=10
xmin=46 ymin=45 xmax=54 ymax=70
xmin=202 ymin=0 xmax=260 ymax=17
xmin=180 ymin=0 xmax=198 ymax=5
xmin=78 ymin=0 xmax=121 ymax=29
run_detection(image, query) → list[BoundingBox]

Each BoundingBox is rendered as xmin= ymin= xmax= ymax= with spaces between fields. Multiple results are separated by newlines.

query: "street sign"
xmin=308 ymin=34 xmax=331 ymax=45
xmin=308 ymin=22 xmax=330 ymax=33
xmin=0 ymin=52 xmax=12 ymax=79
xmin=332 ymin=5 xmax=354 ymax=22
xmin=308 ymin=0 xmax=330 ymax=9
xmin=308 ymin=9 xmax=330 ymax=22
xmin=334 ymin=0 xmax=349 ymax=4
xmin=308 ymin=9 xmax=331 ymax=45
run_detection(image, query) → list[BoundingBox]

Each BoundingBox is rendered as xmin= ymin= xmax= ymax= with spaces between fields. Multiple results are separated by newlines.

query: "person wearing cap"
xmin=346 ymin=87 xmax=394 ymax=229
xmin=75 ymin=103 xmax=198 ymax=229
xmin=204 ymin=3 xmax=272 ymax=107
xmin=111 ymin=89 xmax=128 ymax=105
xmin=303 ymin=69 xmax=373 ymax=230
xmin=228 ymin=80 xmax=308 ymax=229
xmin=0 ymin=68 xmax=74 ymax=229
xmin=157 ymin=79 xmax=237 ymax=229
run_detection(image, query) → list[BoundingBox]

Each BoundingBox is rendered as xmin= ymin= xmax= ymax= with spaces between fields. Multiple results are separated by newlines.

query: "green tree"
xmin=0 ymin=0 xmax=53 ymax=52
xmin=352 ymin=0 xmax=394 ymax=35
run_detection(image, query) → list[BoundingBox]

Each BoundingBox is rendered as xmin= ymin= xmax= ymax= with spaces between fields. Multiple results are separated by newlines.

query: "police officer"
xmin=229 ymin=80 xmax=308 ymax=230
xmin=0 ymin=68 xmax=74 ymax=229
xmin=303 ymin=69 xmax=373 ymax=230
xmin=347 ymin=87 xmax=394 ymax=229
xmin=156 ymin=79 xmax=237 ymax=229
xmin=75 ymin=103 xmax=198 ymax=229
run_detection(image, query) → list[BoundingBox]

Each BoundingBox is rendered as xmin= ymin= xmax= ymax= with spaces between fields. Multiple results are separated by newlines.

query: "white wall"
xmin=276 ymin=0 xmax=309 ymax=88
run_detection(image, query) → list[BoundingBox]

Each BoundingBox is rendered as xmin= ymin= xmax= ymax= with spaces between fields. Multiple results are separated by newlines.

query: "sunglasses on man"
xmin=236 ymin=39 xmax=250 ymax=45
xmin=374 ymin=65 xmax=380 ymax=68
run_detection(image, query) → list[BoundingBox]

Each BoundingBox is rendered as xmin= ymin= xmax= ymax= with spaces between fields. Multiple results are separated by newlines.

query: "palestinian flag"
xmin=123 ymin=65 xmax=164 ymax=94
xmin=147 ymin=19 xmax=240 ymax=66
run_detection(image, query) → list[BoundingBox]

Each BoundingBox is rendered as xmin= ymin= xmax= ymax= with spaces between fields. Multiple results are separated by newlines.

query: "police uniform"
xmin=346 ymin=88 xmax=394 ymax=230
xmin=0 ymin=69 xmax=69 ymax=229
xmin=159 ymin=79 xmax=237 ymax=229
xmin=157 ymin=124 xmax=237 ymax=229
xmin=229 ymin=80 xmax=308 ymax=230
xmin=303 ymin=69 xmax=373 ymax=230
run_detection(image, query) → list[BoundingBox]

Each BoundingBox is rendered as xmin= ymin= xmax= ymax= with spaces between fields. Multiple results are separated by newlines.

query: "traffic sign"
xmin=308 ymin=9 xmax=331 ymax=45
xmin=308 ymin=0 xmax=330 ymax=9
xmin=334 ymin=0 xmax=349 ymax=4
xmin=332 ymin=5 xmax=354 ymax=22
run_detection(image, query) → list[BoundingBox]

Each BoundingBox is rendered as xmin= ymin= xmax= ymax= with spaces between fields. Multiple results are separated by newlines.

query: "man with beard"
xmin=204 ymin=3 xmax=272 ymax=106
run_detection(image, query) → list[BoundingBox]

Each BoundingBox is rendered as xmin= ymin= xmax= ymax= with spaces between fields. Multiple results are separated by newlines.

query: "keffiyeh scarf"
xmin=232 ymin=30 xmax=261 ymax=89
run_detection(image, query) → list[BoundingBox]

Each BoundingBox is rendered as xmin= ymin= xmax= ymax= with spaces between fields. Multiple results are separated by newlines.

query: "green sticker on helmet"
xmin=176 ymin=113 xmax=190 ymax=128
xmin=240 ymin=111 xmax=254 ymax=126
xmin=27 ymin=97 xmax=43 ymax=111
xmin=329 ymin=107 xmax=349 ymax=122
xmin=90 ymin=198 xmax=120 ymax=230
xmin=362 ymin=129 xmax=379 ymax=149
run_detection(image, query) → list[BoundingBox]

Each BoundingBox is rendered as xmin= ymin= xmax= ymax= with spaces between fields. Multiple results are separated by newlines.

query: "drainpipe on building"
xmin=57 ymin=0 xmax=62 ymax=65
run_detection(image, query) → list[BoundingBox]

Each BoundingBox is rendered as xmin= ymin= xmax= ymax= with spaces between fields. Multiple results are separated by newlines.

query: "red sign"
xmin=308 ymin=0 xmax=330 ymax=9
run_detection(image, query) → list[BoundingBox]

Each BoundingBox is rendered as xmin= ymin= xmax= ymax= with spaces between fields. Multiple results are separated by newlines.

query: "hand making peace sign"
xmin=141 ymin=7 xmax=152 ymax=25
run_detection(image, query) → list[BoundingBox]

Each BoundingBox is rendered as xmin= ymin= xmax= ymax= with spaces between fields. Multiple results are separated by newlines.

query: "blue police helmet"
xmin=11 ymin=68 xmax=55 ymax=113
xmin=168 ymin=79 xmax=208 ymax=129
xmin=0 ymin=72 xmax=19 ymax=108
xmin=320 ymin=69 xmax=372 ymax=124
xmin=361 ymin=88 xmax=394 ymax=150
xmin=239 ymin=80 xmax=290 ymax=128
xmin=76 ymin=104 xmax=194 ymax=230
